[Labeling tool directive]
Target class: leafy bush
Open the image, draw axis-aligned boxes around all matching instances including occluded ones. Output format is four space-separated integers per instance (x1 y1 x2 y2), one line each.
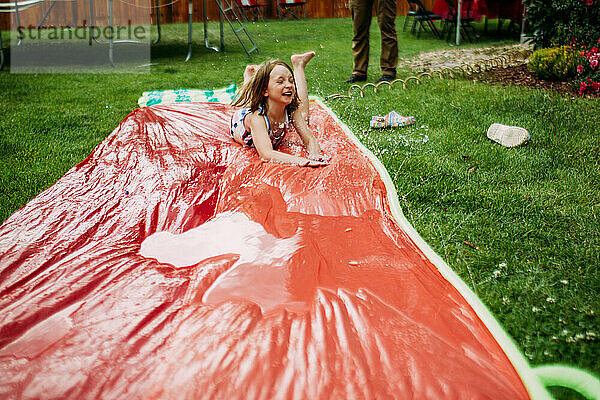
527 46 581 81
525 0 600 49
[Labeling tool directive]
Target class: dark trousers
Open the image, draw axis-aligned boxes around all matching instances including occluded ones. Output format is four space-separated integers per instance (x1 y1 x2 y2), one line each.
350 0 398 77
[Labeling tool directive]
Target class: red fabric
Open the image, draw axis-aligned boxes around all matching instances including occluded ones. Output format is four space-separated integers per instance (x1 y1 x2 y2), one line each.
433 0 523 23
484 0 523 23
237 0 267 7
0 102 530 399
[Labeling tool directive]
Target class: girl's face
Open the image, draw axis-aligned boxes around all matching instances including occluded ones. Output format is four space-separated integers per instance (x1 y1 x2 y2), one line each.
264 64 295 106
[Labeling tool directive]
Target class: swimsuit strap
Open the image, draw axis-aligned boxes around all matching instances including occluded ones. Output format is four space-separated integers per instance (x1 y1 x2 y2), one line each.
256 106 272 136
263 113 271 135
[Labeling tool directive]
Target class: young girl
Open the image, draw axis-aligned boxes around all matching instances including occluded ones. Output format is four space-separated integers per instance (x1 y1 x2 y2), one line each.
230 52 328 167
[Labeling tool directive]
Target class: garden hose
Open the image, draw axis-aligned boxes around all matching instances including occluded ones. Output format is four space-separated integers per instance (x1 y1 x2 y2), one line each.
325 48 532 100
534 364 600 400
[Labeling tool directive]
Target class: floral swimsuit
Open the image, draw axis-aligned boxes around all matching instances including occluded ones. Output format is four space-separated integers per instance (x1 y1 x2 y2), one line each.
230 107 289 149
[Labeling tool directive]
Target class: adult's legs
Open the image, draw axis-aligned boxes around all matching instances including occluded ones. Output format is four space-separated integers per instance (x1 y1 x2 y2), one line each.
375 0 398 78
350 0 373 77
290 51 315 122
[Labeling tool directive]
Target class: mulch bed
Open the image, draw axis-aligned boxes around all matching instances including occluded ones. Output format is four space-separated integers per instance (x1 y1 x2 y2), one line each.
465 63 590 97
404 45 597 98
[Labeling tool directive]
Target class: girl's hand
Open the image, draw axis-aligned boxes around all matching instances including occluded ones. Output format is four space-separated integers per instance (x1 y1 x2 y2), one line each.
308 153 330 163
305 159 328 167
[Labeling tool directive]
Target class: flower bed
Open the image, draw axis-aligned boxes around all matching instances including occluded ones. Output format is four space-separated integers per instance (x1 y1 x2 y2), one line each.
576 39 600 95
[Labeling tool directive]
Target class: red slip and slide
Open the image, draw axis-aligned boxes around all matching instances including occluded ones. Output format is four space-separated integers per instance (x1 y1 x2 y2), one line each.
0 101 535 399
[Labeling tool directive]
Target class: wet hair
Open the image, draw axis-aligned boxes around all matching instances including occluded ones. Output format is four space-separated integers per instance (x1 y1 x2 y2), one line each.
232 60 299 115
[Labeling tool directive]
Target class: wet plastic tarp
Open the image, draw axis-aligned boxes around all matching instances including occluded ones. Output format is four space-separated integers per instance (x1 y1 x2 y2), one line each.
0 101 533 399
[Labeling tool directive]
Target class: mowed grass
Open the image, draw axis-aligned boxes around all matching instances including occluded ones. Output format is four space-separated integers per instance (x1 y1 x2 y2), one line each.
1 17 599 398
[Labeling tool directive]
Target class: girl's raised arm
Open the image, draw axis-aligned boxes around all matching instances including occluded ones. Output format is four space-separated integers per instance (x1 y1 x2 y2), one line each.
291 109 328 163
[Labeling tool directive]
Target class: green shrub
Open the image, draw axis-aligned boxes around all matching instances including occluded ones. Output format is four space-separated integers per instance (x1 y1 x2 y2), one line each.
525 0 600 49
527 46 581 81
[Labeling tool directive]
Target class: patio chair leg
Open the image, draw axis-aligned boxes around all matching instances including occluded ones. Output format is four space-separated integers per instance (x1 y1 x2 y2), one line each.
403 15 411 32
417 19 428 37
508 20 516 32
462 24 471 42
427 19 440 38
442 20 450 41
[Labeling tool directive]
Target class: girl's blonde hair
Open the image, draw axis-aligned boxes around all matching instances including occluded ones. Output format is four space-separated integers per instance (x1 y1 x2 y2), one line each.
232 60 299 115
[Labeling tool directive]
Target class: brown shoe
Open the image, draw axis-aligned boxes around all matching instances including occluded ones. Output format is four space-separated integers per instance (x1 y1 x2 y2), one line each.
376 74 396 83
345 74 367 83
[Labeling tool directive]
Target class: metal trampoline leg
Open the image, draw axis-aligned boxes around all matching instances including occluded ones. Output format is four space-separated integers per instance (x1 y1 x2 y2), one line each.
185 0 192 61
219 0 224 50
15 0 24 46
109 0 115 67
90 0 98 43
154 0 161 44
37 0 58 29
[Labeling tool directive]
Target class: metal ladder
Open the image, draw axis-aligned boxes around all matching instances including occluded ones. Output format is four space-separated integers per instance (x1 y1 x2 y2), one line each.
215 0 259 56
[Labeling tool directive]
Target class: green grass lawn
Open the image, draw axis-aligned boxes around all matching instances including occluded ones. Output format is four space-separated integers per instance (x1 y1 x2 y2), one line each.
1 17 598 398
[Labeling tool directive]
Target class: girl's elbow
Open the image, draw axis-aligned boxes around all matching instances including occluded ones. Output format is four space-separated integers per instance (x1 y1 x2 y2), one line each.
256 148 275 161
